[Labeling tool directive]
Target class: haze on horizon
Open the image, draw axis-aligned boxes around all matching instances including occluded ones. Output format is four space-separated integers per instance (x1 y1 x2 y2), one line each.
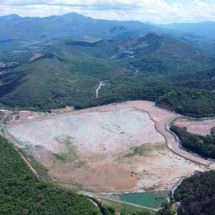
0 0 215 24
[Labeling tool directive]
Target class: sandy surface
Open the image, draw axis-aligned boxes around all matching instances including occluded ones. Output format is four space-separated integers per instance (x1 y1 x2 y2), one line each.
174 118 215 136
6 101 206 192
7 108 163 154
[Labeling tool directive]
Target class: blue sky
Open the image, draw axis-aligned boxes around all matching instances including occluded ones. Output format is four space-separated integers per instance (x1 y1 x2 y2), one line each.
1 0 215 24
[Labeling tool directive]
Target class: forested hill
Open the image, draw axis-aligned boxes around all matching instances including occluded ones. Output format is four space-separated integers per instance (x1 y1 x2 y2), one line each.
1 32 215 117
174 171 215 215
158 171 215 215
159 21 215 54
0 136 99 214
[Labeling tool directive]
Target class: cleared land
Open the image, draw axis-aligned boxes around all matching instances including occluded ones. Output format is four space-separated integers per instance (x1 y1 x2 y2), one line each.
174 118 215 136
6 101 206 192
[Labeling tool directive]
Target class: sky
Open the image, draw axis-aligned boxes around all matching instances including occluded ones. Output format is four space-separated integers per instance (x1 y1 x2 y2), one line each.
0 0 215 24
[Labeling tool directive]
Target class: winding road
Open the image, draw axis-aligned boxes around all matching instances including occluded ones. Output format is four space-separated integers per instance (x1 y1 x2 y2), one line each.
132 105 213 167
164 117 213 167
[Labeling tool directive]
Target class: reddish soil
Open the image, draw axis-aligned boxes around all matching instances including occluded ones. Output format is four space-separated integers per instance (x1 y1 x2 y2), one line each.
174 118 215 136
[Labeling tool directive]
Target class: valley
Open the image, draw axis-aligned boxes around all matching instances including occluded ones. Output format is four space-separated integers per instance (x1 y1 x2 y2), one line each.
1 11 215 214
1 30 215 118
3 101 210 194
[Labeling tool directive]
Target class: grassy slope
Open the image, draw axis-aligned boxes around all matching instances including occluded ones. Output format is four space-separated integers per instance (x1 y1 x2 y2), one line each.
100 198 154 215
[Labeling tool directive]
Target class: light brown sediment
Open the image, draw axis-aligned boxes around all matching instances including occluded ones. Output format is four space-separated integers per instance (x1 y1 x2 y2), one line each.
5 101 208 192
174 117 215 136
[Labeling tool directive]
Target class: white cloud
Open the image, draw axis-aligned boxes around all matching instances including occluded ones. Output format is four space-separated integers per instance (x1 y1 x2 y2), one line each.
0 0 215 23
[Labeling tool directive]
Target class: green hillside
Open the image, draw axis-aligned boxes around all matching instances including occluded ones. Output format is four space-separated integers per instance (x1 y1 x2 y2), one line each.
0 136 99 215
170 126 215 159
0 33 215 117
174 171 215 215
158 21 215 54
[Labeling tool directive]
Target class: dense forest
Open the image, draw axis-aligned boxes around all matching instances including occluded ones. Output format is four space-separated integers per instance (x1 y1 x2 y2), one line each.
0 136 100 215
174 171 215 215
163 126 215 214
0 135 156 215
170 125 215 159
157 202 175 215
157 171 215 215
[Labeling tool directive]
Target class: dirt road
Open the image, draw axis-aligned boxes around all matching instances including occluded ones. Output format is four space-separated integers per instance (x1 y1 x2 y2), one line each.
17 150 39 177
164 117 212 166
0 113 39 177
96 81 104 98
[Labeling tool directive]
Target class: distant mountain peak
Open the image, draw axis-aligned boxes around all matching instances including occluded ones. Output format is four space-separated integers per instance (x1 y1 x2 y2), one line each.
0 14 21 21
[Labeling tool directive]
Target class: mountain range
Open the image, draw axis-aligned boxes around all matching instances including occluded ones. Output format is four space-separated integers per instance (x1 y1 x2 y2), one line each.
1 13 215 117
1 13 215 52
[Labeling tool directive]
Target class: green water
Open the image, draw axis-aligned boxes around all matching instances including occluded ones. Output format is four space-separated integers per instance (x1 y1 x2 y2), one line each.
118 191 169 209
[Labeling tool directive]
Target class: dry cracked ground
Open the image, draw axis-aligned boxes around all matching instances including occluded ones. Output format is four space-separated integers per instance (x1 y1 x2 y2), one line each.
6 101 206 192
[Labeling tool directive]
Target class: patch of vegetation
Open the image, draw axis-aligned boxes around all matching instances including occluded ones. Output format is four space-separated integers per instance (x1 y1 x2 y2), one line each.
67 79 78 85
66 144 78 161
55 135 78 161
100 204 116 215
56 135 75 145
157 202 175 215
144 185 162 192
211 127 215 137
27 154 49 178
53 153 68 161
100 198 154 215
0 136 100 214
72 160 87 169
124 145 146 158
15 115 20 120
170 125 215 159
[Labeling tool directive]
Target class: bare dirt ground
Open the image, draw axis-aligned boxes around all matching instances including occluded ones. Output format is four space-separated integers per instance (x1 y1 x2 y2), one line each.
30 53 44 62
6 101 206 192
174 118 215 136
